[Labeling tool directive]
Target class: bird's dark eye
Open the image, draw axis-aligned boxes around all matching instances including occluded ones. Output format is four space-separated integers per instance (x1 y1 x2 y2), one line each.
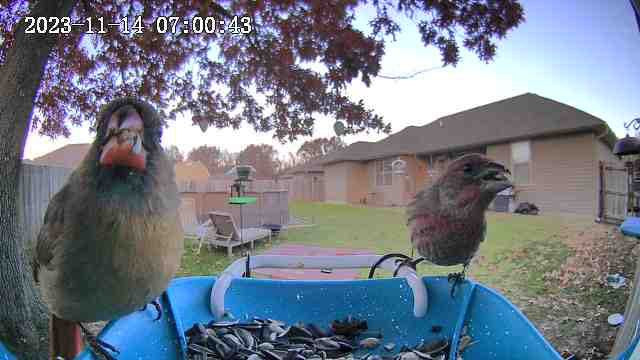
463 164 473 174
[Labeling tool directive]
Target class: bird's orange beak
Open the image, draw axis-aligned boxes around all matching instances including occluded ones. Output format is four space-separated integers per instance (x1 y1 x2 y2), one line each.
99 113 146 171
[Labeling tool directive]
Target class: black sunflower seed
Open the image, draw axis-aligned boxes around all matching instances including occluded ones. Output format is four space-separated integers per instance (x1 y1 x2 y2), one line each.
289 337 315 345
416 338 448 355
261 349 283 360
306 324 328 338
286 325 314 338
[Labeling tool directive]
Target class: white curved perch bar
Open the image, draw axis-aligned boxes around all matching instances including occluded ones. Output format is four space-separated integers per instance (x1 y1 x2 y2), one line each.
210 255 428 319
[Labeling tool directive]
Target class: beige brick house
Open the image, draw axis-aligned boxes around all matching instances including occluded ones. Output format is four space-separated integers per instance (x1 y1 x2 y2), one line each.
318 93 621 216
30 144 213 194
280 161 325 202
174 160 210 189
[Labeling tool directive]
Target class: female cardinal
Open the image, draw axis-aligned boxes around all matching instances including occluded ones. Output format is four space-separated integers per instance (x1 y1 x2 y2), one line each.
407 154 512 296
33 98 183 359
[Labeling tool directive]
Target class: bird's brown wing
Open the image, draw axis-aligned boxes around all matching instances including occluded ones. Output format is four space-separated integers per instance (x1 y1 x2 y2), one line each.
406 185 440 223
479 217 487 243
33 182 70 282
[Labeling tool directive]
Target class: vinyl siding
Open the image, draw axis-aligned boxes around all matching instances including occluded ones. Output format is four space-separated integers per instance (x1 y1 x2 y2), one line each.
410 156 430 191
324 162 349 203
532 132 597 215
324 131 611 214
487 143 512 171
288 173 325 202
346 162 369 204
362 155 427 206
401 156 428 205
487 132 599 215
324 162 369 204
367 159 393 206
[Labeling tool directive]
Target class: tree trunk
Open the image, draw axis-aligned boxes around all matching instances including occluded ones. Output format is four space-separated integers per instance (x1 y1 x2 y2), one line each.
0 0 77 358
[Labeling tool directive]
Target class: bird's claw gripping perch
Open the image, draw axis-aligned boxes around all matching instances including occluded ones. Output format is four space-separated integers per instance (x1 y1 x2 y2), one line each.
447 263 469 298
368 253 412 279
79 323 120 360
447 272 465 297
393 257 425 277
140 299 163 321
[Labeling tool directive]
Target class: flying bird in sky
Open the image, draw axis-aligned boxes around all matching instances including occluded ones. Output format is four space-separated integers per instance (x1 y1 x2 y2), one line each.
33 98 183 359
407 153 512 296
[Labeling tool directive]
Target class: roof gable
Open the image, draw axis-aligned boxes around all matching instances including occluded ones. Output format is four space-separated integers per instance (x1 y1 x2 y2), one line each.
175 161 210 181
31 143 91 169
321 93 612 163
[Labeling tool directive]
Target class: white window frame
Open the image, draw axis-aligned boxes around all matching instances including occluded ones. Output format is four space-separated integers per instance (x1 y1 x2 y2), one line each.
375 158 393 186
511 140 532 185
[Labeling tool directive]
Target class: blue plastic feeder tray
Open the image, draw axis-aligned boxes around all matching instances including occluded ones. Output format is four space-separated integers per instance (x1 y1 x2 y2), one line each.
620 217 640 238
2 255 640 359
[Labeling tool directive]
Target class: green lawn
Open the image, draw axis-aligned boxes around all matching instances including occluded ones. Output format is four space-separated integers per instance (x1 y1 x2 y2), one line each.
178 201 572 299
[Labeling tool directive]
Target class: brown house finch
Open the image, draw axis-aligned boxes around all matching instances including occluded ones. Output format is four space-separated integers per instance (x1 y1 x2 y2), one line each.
33 98 183 359
407 154 512 295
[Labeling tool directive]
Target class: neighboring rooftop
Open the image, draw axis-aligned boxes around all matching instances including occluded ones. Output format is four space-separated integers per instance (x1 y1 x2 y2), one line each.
31 143 91 169
282 158 326 175
320 141 379 164
175 161 210 182
320 93 616 164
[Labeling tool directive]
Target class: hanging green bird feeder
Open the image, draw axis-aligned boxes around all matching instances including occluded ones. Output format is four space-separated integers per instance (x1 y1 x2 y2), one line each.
235 165 256 181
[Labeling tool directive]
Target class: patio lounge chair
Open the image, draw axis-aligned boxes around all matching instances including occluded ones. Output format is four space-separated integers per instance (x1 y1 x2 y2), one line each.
199 211 271 257
179 198 210 243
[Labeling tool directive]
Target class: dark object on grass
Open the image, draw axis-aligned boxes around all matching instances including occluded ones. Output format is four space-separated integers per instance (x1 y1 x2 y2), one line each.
263 224 283 236
514 202 540 215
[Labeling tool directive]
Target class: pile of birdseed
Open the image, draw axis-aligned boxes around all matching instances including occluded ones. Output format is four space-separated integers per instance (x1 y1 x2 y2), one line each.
185 316 450 360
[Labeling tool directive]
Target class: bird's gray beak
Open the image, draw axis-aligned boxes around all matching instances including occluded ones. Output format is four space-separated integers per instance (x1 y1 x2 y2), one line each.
476 161 513 193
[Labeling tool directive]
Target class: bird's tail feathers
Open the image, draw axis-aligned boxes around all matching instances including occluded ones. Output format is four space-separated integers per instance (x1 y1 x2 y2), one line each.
50 314 83 359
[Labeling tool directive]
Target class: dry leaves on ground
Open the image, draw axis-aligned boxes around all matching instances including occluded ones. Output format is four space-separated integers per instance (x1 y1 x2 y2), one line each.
518 220 638 360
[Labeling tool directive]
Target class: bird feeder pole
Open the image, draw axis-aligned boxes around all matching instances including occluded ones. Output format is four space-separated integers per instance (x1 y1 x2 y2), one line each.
228 166 257 250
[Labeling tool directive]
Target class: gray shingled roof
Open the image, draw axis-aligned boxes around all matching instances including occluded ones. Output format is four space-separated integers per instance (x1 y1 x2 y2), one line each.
320 93 615 164
319 141 379 164
282 158 326 174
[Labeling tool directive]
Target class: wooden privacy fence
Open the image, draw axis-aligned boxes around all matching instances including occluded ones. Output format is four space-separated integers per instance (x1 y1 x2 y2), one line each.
18 163 72 246
179 190 289 229
598 161 631 224
177 178 287 193
17 163 289 245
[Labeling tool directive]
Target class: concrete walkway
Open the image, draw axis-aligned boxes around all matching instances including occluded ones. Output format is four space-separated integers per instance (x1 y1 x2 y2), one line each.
253 244 374 280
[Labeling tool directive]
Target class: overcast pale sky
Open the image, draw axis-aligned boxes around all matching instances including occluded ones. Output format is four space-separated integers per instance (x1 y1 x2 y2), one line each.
23 0 640 161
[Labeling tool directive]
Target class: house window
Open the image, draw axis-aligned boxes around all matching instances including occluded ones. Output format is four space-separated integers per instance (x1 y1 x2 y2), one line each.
376 159 393 186
426 155 447 180
511 141 531 185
